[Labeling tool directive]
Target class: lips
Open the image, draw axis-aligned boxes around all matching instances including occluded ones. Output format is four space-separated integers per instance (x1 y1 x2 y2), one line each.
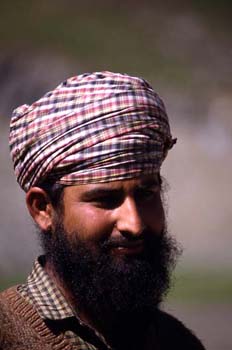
110 241 145 256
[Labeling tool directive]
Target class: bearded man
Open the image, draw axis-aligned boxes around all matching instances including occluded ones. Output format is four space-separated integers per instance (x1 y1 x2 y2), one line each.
0 72 205 349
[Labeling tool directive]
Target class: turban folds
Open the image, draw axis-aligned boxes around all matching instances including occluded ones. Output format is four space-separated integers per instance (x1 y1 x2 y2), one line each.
9 71 176 192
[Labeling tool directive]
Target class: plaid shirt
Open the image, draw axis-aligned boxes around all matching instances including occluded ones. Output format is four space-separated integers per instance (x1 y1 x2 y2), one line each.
18 256 111 350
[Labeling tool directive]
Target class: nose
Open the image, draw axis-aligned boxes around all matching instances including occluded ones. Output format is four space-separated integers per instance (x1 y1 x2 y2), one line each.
114 197 145 237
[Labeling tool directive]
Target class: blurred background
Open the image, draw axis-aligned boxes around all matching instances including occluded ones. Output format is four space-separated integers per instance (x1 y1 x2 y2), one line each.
0 1 231 348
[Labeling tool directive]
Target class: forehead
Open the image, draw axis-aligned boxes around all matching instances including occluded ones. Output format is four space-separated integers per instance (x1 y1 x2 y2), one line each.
63 173 160 198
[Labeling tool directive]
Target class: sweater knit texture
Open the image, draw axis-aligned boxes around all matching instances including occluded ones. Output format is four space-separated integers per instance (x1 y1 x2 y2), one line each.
0 286 206 350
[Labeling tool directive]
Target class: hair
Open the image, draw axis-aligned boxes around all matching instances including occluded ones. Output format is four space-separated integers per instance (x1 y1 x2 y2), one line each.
37 180 65 209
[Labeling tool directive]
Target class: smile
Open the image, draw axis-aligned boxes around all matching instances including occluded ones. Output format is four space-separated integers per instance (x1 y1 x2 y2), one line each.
110 241 145 255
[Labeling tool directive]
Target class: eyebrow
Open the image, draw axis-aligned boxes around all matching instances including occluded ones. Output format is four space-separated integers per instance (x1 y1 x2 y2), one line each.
141 177 160 188
80 177 161 201
80 188 123 201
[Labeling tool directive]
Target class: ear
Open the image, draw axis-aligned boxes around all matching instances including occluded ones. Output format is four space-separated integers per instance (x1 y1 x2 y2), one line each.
26 187 54 231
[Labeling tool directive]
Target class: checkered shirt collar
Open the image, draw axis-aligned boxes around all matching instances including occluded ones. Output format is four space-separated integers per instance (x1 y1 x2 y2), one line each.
20 256 74 320
18 256 113 349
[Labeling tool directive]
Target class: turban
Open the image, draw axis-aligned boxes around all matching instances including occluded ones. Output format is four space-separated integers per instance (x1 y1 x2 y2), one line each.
9 71 176 192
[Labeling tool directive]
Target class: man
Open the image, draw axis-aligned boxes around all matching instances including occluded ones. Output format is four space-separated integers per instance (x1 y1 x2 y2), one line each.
0 71 205 349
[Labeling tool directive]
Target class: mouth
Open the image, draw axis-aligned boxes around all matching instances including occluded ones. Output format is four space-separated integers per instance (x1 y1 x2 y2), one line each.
110 241 145 256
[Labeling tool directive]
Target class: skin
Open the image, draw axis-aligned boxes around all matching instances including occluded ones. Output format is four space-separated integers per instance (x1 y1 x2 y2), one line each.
26 173 165 336
26 173 164 256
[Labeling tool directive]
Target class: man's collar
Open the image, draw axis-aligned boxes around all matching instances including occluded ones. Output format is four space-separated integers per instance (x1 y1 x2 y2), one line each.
17 255 116 349
18 255 75 320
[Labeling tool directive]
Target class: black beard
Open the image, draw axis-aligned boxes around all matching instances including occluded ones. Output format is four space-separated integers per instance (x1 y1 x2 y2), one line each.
40 219 179 324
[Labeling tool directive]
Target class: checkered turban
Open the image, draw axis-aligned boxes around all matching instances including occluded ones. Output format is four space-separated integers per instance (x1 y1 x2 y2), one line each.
10 71 176 192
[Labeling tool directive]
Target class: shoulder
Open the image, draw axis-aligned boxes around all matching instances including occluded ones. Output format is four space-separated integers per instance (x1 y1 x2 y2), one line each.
0 286 34 335
0 286 18 312
0 286 49 350
0 285 21 307
153 309 206 350
0 286 19 346
0 286 24 328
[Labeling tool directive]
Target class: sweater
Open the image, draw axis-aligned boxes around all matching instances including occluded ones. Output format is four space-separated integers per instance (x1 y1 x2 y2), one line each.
0 286 206 350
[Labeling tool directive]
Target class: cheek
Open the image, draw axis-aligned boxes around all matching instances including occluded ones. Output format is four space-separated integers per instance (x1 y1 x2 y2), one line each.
63 205 114 242
142 199 165 232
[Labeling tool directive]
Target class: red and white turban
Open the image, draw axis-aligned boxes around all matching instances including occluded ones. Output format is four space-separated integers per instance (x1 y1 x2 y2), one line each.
9 71 176 192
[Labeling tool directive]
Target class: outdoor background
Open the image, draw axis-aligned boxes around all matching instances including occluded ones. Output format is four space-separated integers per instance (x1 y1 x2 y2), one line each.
0 1 231 349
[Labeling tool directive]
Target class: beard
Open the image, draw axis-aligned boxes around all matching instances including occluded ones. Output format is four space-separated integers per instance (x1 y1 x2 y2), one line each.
40 217 180 323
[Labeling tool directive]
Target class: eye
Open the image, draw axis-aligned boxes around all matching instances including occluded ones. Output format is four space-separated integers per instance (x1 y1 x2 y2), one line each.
93 194 122 209
135 187 160 202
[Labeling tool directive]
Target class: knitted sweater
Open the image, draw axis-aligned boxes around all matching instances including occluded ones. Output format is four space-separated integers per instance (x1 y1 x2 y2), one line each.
0 286 205 350
0 286 74 350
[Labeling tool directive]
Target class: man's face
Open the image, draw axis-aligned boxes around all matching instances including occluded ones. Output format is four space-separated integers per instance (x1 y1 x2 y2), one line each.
60 173 164 257
42 173 178 318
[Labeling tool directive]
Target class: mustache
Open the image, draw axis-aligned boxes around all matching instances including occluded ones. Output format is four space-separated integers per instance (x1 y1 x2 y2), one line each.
103 238 145 249
101 230 163 249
